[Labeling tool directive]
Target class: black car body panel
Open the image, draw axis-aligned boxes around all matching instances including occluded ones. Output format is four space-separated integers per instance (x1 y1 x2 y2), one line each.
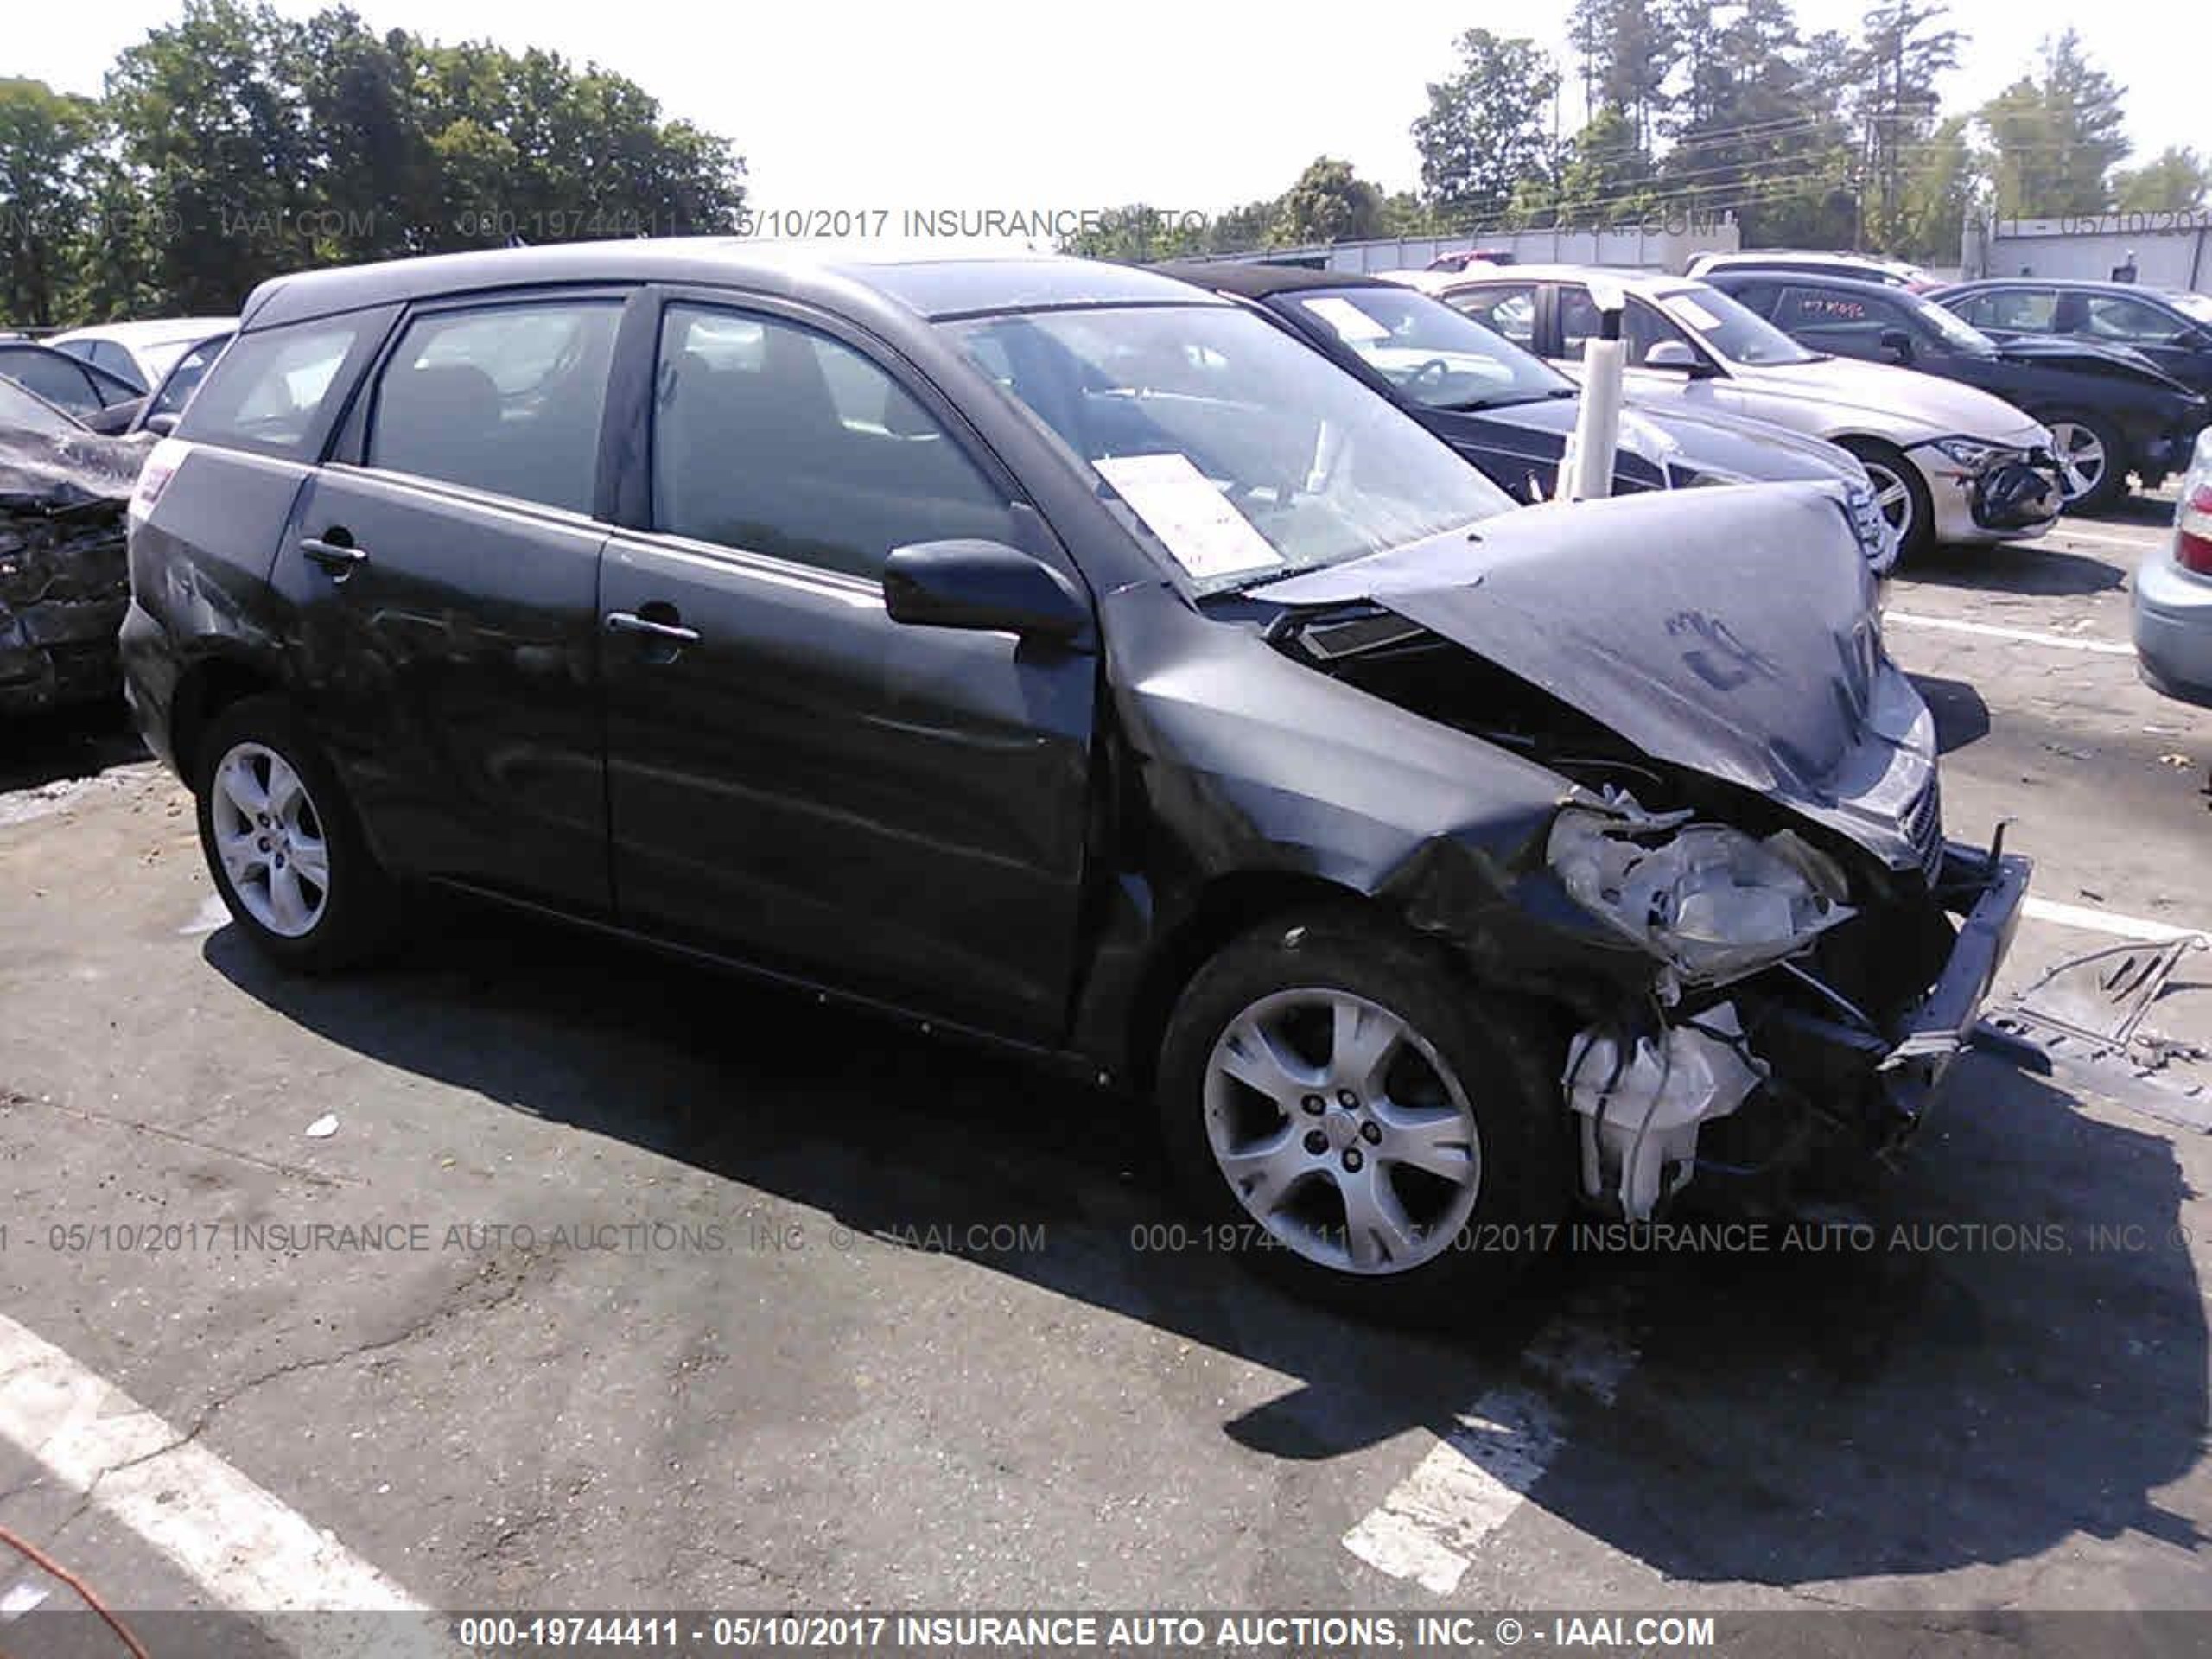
1712 271 2210 487
124 240 2024 1213
1931 278 2212 404
0 404 150 715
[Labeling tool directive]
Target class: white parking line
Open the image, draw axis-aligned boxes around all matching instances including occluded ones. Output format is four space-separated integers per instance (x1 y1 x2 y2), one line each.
1342 1296 1637 1594
2051 525 2170 553
0 1312 457 1656
2023 896 2205 943
1885 610 2135 655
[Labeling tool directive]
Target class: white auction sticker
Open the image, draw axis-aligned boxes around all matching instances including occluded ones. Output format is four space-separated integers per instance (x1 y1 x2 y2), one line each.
1301 296 1393 343
1095 453 1285 582
1668 296 1724 332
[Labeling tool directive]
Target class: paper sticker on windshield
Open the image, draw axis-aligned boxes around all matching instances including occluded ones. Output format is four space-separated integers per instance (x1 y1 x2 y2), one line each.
1096 453 1285 582
1669 296 1723 332
1302 296 1392 343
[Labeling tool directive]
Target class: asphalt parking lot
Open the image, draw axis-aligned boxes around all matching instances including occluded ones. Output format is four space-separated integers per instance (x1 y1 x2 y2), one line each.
2 499 2209 1645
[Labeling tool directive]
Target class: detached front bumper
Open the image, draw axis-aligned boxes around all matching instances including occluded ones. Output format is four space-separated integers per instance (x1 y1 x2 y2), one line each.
1921 447 2063 543
1877 841 2033 1122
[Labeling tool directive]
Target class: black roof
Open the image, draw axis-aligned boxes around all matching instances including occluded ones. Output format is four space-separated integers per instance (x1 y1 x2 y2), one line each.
1934 276 2204 304
1705 270 1924 302
238 239 1224 331
1149 260 1395 300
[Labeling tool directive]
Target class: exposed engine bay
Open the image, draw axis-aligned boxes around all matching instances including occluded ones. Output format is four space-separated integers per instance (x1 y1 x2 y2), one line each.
1251 487 2031 1224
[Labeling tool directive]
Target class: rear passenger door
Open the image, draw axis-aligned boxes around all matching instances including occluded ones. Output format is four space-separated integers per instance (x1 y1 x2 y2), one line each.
597 293 1096 1041
275 290 626 913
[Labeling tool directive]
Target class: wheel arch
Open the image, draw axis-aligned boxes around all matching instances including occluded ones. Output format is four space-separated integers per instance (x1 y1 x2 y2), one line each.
170 650 288 787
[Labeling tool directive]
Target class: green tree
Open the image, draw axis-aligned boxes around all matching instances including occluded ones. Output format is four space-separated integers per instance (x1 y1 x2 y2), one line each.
1516 109 1657 227
0 77 99 325
1412 29 1560 226
104 0 321 311
2111 146 2212 212
1980 29 2129 219
1855 1 1962 250
1568 0 1679 151
1268 156 1386 247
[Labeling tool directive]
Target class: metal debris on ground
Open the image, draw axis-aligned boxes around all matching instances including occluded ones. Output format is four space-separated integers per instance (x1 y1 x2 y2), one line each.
1980 933 2212 1131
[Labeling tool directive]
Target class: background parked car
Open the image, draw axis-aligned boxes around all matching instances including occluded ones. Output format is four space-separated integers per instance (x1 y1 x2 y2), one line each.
1155 259 1895 569
49 316 238 394
0 340 146 431
1707 270 2209 511
2133 428 2212 707
1687 250 1941 290
1408 264 2063 558
0 378 147 715
1933 280 2212 403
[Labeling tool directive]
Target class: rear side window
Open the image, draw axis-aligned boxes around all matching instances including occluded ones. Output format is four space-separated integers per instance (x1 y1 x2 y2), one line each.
0 347 101 417
1952 288 2056 333
1452 283 1537 347
87 340 144 388
179 317 377 459
651 302 1014 579
365 301 620 514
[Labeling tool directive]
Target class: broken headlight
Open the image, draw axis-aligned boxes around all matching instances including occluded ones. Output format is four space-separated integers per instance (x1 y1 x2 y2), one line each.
1548 795 1855 995
1929 436 2012 471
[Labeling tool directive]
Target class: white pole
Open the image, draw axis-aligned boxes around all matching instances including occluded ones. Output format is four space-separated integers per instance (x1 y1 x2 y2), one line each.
1561 276 1626 502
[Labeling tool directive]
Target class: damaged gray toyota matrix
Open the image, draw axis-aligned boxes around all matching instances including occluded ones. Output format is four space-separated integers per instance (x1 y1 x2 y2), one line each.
121 245 2030 1319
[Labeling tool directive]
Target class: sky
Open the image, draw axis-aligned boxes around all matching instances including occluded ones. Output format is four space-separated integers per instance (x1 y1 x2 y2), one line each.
15 0 2196 223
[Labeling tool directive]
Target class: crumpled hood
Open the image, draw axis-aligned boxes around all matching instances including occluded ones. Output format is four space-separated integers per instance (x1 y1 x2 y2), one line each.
1250 483 1934 867
1992 336 2198 394
1732 353 2049 445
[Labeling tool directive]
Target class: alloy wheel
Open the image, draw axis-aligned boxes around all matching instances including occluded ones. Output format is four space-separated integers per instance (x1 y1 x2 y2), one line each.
208 741 331 938
1861 457 1916 547
2048 421 2108 504
1202 988 1481 1274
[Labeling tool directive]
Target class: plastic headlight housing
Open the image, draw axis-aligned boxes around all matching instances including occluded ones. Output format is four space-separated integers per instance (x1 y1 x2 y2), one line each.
1931 436 2011 470
1548 797 1855 995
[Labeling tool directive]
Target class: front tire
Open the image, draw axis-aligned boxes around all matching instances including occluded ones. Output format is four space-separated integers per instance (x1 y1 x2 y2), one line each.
1840 437 1935 560
2044 410 2127 512
1158 908 1572 1323
194 696 397 972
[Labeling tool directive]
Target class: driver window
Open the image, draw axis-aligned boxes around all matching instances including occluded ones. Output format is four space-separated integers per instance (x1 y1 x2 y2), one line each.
2082 295 2177 343
1560 289 1696 367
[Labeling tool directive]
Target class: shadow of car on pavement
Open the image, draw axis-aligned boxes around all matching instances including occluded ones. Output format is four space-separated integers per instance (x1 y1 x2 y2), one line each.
204 895 2208 1589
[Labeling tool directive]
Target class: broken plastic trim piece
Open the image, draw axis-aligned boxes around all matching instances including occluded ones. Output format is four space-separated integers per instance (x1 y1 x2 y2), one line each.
1547 789 1855 998
1563 1001 1769 1218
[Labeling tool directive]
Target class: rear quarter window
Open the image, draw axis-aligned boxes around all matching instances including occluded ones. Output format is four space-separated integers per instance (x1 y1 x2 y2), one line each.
176 313 387 461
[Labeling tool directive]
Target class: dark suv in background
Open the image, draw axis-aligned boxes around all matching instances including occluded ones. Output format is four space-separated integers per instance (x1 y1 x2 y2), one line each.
122 242 2026 1320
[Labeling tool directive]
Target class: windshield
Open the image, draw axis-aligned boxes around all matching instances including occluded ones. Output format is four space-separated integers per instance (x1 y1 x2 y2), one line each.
2171 292 2212 326
0 376 79 438
946 304 1514 593
1284 286 1571 410
1659 283 1821 366
1905 294 1996 353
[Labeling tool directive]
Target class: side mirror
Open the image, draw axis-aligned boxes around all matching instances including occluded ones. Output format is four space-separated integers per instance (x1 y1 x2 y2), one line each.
142 411 181 437
882 539 1090 642
1878 327 1916 364
1643 340 1707 374
84 400 144 435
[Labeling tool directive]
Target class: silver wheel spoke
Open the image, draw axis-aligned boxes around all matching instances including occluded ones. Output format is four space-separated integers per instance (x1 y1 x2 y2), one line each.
1330 995 1402 1095
215 830 263 882
289 834 330 891
215 753 269 818
267 862 310 932
1217 1016 1321 1106
1216 1127 1306 1211
266 755 306 823
1379 1108 1479 1182
1338 1168 1423 1270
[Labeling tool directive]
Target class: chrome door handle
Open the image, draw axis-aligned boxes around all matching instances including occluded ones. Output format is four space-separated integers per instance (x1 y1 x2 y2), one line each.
300 537 367 569
605 611 702 645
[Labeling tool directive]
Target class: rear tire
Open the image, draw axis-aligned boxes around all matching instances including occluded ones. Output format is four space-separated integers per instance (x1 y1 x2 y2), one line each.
2044 410 2128 512
1840 437 1934 560
1158 906 1573 1324
193 696 398 973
